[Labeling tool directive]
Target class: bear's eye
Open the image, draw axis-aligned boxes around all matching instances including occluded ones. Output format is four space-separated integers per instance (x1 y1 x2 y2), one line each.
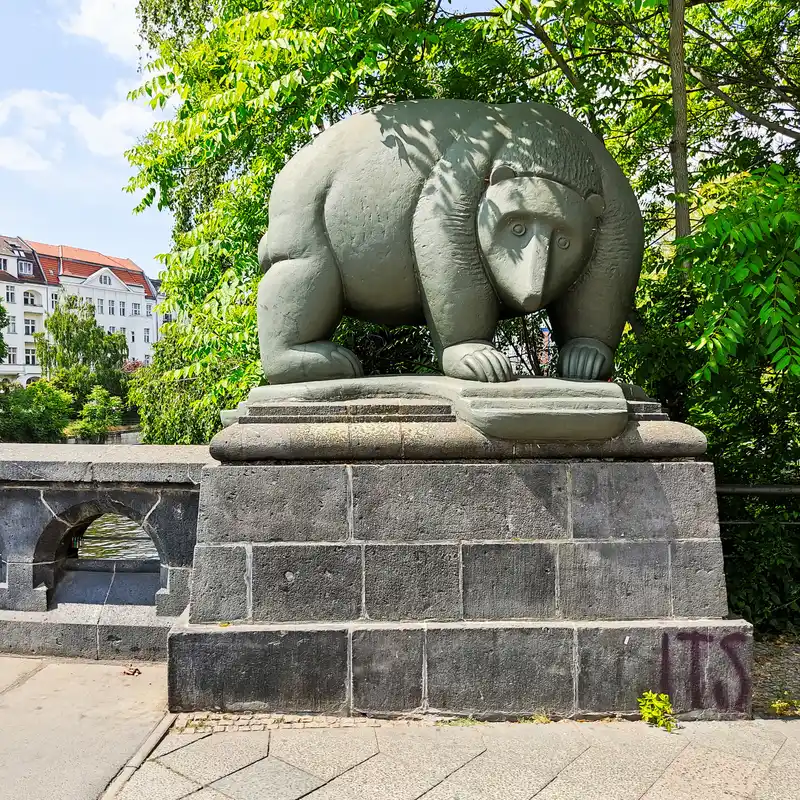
510 222 527 237
556 234 571 250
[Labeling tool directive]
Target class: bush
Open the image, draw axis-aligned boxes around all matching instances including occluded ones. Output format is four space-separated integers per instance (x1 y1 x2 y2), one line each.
0 381 73 443
65 386 124 443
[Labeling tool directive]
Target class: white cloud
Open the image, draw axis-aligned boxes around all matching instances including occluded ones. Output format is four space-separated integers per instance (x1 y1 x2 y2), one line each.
0 137 52 172
61 0 141 64
69 100 153 157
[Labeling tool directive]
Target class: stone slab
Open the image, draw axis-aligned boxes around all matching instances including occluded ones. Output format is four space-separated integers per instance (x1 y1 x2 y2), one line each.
251 544 361 622
210 755 323 799
0 655 41 691
670 539 729 617
197 465 350 544
270 728 379 780
189 545 249 623
364 544 460 620
352 463 569 541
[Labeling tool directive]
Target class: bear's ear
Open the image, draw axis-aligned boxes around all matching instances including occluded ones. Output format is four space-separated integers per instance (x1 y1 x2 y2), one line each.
587 193 605 217
489 164 516 185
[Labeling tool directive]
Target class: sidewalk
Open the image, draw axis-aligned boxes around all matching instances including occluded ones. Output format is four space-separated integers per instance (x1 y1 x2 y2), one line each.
2 654 798 800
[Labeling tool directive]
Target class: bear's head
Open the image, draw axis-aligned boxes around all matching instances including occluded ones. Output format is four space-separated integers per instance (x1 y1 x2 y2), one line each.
477 164 605 313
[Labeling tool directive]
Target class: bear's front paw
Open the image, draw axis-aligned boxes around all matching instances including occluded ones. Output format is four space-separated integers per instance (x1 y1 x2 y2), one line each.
558 338 614 380
442 342 515 383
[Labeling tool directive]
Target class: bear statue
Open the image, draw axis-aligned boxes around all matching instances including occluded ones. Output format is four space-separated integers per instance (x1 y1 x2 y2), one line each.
257 99 643 384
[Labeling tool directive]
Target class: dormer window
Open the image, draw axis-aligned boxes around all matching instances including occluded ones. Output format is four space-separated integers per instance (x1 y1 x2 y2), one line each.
0 258 7 271
100 274 112 286
18 260 33 276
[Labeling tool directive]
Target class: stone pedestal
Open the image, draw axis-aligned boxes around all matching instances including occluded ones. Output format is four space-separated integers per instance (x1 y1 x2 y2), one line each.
170 380 752 718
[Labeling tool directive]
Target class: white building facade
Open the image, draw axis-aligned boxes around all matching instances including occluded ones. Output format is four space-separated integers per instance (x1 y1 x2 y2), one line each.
0 236 167 386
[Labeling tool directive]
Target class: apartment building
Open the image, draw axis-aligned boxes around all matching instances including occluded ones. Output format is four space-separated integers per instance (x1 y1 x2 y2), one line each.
0 236 167 385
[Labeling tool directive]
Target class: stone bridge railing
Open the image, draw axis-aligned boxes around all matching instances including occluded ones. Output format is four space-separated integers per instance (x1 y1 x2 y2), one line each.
0 445 212 619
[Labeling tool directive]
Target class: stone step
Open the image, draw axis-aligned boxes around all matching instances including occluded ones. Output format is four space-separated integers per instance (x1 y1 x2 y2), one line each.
168 617 753 719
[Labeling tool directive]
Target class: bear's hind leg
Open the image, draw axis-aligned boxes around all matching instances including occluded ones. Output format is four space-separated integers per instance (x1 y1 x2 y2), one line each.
257 255 363 384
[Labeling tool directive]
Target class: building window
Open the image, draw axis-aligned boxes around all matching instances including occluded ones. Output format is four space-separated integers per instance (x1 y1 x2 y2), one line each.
6 347 17 365
23 291 38 307
108 300 115 315
146 304 152 317
0 258 7 270
96 298 104 315
120 327 126 335
144 327 150 343
6 286 15 304
24 318 36 336
100 274 112 286
144 354 151 365
18 261 33 276
130 330 135 343
119 301 126 317
132 302 141 316
162 312 173 324
108 326 115 334
25 348 36 365
6 317 16 334
50 293 59 310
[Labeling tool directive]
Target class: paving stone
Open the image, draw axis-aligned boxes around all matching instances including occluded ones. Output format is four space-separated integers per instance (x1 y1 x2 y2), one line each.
462 543 557 619
116 762 200 800
558 541 670 619
157 732 271 785
150 732 211 760
376 727 485 781
351 463 569 541
679 720 787 763
753 738 800 800
533 731 686 800
352 628 423 712
184 790 230 799
269 728 378 781
251 544 361 622
364 545 460 620
211 756 323 800
0 656 41 692
641 744 767 798
301 753 442 800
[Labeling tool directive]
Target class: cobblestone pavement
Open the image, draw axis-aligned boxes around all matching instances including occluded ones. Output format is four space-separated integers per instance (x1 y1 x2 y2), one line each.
117 715 800 800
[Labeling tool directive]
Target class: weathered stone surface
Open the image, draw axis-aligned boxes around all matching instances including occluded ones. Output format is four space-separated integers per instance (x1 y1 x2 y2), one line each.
156 566 192 617
558 542 670 619
426 624 575 715
0 487 61 561
97 604 173 661
251 544 361 622
670 539 729 618
352 464 569 541
0 606 101 659
364 545 460 620
577 619 753 716
198 465 349 543
168 624 349 712
352 627 424 712
462 543 557 619
571 461 719 539
189 545 249 623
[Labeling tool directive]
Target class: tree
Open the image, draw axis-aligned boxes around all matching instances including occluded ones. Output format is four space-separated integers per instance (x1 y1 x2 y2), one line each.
66 386 124 443
0 381 73 443
0 302 8 363
35 295 129 407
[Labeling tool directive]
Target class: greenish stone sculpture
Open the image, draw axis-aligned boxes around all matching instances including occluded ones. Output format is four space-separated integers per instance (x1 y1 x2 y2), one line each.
258 99 643 384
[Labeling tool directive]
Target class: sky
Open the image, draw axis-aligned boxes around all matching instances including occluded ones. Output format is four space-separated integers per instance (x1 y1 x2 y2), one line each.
0 0 171 277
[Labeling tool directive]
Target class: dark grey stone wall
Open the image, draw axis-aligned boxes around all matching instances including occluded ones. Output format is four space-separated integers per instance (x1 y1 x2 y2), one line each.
169 618 753 718
191 461 727 624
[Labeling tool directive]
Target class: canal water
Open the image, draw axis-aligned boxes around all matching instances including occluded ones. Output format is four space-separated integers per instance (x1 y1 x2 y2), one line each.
79 514 159 560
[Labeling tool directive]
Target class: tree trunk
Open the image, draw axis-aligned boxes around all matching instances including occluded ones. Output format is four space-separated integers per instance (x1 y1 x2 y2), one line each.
668 0 691 241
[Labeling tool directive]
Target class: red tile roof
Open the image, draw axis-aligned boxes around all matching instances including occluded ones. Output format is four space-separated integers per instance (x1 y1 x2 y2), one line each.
26 240 144 273
36 255 60 286
60 260 156 299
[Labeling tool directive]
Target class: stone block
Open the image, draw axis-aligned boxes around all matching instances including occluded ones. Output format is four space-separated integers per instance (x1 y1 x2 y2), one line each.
156 566 192 617
251 545 361 622
97 604 173 660
3 561 49 612
462 543 557 619
189 545 249 623
426 624 575 716
570 462 719 539
351 463 568 541
139 488 199 568
364 545 460 620
558 541 670 619
577 619 753 716
197 465 349 543
0 487 62 562
671 539 729 618
352 627 424 712
168 624 349 712
0 607 100 659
